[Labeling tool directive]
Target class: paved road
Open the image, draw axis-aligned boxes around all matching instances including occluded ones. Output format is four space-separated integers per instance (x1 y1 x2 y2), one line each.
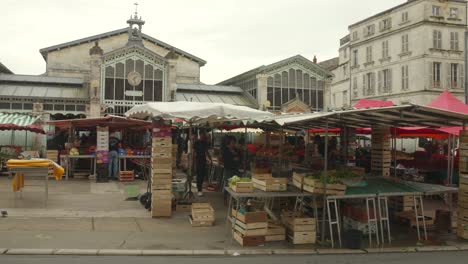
1 252 468 264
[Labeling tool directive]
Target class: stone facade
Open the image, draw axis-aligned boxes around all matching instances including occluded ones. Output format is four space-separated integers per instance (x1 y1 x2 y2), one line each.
330 0 467 109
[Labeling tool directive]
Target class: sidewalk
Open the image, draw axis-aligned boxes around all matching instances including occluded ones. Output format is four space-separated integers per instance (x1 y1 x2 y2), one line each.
0 178 467 253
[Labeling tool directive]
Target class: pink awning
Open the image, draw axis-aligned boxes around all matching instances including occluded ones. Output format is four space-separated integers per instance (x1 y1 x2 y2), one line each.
353 99 394 109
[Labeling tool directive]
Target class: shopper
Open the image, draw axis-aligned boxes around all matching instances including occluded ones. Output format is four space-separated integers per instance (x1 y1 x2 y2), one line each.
222 136 241 185
108 134 120 180
194 132 212 197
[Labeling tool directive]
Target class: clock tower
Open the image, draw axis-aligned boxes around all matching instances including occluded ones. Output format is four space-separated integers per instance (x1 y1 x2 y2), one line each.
126 3 145 47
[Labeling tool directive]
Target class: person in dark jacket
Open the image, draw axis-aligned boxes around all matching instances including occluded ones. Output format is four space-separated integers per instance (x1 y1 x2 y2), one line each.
222 136 241 184
194 133 212 197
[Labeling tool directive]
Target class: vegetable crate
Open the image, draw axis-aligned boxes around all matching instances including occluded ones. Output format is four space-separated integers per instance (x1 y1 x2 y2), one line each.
283 214 316 245
231 182 253 193
190 203 214 227
294 174 346 195
232 209 268 247
252 176 288 192
266 222 286 242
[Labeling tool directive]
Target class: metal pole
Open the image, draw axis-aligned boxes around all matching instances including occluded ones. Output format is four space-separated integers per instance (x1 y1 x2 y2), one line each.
393 127 397 177
279 128 283 173
243 126 247 177
321 119 329 242
465 30 468 103
447 135 452 185
25 130 28 151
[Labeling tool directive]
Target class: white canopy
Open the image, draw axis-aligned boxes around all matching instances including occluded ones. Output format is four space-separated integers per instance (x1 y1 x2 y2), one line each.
125 102 274 124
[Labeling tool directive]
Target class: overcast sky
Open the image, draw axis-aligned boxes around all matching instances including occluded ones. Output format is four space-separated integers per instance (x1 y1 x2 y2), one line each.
1 0 403 84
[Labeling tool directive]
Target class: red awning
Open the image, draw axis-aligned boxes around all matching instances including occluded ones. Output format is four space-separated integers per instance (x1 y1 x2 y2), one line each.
427 90 468 114
353 99 394 109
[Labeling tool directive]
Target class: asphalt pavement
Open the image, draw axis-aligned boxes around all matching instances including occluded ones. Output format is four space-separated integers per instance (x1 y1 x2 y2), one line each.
1 251 468 264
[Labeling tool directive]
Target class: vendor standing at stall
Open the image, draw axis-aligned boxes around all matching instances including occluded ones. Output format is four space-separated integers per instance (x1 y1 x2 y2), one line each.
108 134 120 180
194 132 212 197
222 136 241 185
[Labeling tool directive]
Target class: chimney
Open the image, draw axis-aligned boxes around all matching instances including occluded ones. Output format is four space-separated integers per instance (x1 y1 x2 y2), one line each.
313 56 317 64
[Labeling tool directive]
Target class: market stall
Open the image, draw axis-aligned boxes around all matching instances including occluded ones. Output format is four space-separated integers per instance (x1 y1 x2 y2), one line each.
260 103 468 247
48 115 152 180
0 113 45 171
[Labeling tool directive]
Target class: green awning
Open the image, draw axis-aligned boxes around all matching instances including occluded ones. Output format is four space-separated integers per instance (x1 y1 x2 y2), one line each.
0 113 44 134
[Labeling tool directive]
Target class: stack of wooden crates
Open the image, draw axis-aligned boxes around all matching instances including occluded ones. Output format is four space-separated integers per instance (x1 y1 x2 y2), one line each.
151 124 173 218
458 131 468 239
232 209 268 246
283 212 316 244
371 126 391 177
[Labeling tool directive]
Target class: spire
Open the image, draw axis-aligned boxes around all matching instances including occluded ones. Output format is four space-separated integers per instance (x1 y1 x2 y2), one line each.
126 2 145 47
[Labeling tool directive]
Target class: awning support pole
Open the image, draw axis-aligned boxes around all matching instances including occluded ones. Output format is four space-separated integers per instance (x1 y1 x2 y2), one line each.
243 126 247 177
321 119 329 243
393 127 397 177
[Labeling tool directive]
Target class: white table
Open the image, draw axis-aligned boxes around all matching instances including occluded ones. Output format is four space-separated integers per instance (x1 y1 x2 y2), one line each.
8 167 50 200
118 155 151 171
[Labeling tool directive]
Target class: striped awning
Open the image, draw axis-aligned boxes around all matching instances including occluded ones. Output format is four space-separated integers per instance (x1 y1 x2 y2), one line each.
0 113 44 134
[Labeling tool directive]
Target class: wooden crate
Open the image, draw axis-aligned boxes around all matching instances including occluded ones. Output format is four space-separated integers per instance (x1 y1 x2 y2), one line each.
192 203 215 222
233 231 265 247
152 173 172 179
152 157 172 165
252 173 272 180
152 190 172 199
234 221 268 236
189 215 213 227
252 178 288 192
266 222 286 242
302 179 346 196
287 231 316 244
152 152 172 158
152 147 173 155
46 150 59 162
231 182 253 193
152 137 172 147
119 171 134 182
232 209 268 223
151 199 172 218
176 203 192 212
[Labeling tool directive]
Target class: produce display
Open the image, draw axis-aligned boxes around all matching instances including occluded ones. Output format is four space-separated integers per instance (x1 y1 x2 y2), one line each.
228 176 252 187
69 148 80 156
228 176 253 193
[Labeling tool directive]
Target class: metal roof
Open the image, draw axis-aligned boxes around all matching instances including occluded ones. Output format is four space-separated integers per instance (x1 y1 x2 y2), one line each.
176 83 243 93
263 104 468 130
0 84 88 100
218 55 332 85
0 62 13 74
175 92 255 107
39 28 206 66
0 74 83 85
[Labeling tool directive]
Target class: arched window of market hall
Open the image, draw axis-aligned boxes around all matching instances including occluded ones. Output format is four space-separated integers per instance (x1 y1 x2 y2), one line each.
267 68 324 111
102 48 166 115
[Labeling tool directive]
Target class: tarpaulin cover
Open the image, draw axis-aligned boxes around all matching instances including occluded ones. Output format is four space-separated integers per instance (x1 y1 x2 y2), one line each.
125 102 273 124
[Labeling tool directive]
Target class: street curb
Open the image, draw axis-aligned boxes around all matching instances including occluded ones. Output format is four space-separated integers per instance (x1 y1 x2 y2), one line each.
272 249 318 255
365 247 417 253
55 249 98 255
0 245 467 256
5 249 57 255
317 248 367 255
415 246 460 252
